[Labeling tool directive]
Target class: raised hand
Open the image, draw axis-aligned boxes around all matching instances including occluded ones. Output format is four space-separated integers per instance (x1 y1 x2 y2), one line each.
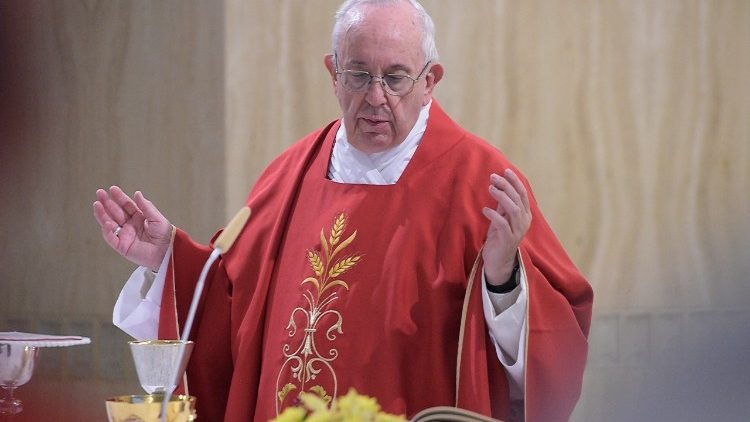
93 186 172 271
481 169 532 285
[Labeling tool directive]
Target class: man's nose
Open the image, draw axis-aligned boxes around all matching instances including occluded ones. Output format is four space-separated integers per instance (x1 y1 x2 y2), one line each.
364 77 388 106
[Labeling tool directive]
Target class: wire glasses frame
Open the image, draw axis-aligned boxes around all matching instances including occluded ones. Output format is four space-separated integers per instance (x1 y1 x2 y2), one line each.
334 52 432 96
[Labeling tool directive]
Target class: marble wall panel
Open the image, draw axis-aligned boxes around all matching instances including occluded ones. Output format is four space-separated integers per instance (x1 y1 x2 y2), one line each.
0 1 225 418
0 0 225 315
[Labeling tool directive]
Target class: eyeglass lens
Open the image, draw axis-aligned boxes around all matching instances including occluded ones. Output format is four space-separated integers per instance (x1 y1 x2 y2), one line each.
341 72 413 95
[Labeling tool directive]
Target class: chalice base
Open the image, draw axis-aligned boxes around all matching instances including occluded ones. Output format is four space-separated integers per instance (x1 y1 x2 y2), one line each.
0 396 23 415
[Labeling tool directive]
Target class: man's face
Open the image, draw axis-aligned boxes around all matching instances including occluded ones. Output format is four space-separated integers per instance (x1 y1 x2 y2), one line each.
325 4 443 154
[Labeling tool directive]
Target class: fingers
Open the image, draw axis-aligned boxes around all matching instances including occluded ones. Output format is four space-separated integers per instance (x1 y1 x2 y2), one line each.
134 191 172 240
486 169 532 236
93 186 144 251
482 206 512 234
94 186 134 226
134 191 164 223
490 169 529 212
100 186 147 226
92 200 122 248
109 186 141 224
503 169 530 211
488 181 523 235
489 183 520 213
93 191 114 228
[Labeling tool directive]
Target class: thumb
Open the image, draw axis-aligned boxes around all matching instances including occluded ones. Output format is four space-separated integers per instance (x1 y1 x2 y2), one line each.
134 191 170 230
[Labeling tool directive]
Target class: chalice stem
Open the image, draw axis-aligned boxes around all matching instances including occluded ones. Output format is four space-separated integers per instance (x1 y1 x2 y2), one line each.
0 385 22 415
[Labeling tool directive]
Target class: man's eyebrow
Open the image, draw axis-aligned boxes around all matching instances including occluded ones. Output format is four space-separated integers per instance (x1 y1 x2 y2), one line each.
344 60 412 73
385 64 411 73
345 60 368 68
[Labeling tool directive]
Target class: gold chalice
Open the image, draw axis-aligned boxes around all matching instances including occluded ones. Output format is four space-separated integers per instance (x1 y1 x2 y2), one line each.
105 394 196 422
0 344 39 415
105 340 196 422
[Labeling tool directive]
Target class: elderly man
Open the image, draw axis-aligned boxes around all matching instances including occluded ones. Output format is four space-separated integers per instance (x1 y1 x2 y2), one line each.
93 0 592 421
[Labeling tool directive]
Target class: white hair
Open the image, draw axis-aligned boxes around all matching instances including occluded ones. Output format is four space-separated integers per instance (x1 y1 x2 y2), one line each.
332 0 439 64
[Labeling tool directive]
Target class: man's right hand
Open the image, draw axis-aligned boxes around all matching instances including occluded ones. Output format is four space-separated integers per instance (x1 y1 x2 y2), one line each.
93 186 172 271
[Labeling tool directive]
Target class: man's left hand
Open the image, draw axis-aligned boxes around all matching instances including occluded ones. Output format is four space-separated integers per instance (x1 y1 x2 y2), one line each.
482 169 532 285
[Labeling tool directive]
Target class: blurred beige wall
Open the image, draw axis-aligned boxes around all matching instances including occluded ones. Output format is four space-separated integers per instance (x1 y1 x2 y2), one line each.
1 1 748 420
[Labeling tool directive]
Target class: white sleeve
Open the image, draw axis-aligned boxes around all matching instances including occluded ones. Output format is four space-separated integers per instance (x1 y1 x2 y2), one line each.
112 243 172 340
482 261 528 401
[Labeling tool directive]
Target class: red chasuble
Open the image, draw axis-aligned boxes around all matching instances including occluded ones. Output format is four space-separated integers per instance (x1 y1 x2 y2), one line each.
159 101 593 422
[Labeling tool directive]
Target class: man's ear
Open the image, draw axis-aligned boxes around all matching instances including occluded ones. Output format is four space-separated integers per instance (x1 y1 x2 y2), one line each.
423 63 444 104
324 54 337 85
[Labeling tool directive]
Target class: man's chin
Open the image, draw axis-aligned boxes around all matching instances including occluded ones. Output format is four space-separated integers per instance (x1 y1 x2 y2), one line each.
349 134 398 153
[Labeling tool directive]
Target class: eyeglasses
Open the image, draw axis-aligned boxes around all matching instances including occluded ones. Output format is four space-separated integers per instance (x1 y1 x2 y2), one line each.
334 53 431 97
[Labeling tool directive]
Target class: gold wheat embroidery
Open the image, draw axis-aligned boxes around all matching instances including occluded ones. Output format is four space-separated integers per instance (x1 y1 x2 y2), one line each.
275 212 363 415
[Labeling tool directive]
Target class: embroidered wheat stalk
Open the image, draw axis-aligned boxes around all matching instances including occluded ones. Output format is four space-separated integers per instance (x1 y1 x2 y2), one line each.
328 256 361 278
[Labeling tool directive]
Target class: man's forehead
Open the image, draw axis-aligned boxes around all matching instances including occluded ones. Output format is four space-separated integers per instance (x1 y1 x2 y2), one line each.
338 45 421 69
337 28 423 69
344 1 419 30
339 4 421 47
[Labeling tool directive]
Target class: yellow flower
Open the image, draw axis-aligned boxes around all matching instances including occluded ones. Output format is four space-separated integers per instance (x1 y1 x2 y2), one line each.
273 406 307 422
275 388 406 422
337 389 381 420
305 410 337 422
301 393 331 414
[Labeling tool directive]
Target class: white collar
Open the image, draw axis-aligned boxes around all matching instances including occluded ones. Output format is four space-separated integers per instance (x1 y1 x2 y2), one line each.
328 101 432 185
